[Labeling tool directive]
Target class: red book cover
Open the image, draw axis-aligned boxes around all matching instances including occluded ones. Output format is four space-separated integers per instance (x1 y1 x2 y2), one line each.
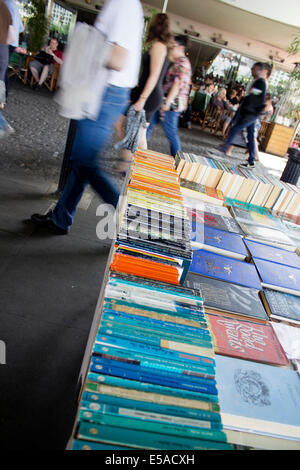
207 314 289 366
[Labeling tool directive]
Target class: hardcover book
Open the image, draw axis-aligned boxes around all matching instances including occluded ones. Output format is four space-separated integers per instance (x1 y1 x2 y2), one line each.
186 207 244 235
244 239 300 269
185 273 268 322
261 288 300 325
207 314 289 366
230 206 286 231
189 250 262 290
253 258 300 296
240 223 296 251
215 355 300 446
190 223 248 260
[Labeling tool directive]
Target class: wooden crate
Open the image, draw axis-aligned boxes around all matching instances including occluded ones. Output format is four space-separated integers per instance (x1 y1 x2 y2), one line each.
262 122 295 157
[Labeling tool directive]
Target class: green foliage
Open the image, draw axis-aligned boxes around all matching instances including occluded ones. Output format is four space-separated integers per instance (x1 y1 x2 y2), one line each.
288 33 300 81
24 0 49 52
142 7 159 54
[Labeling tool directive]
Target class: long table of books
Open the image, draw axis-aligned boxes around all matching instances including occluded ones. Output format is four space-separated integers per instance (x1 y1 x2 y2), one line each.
68 148 300 451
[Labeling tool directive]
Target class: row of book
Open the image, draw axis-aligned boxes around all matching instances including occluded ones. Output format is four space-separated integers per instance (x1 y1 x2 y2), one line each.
181 179 300 255
175 151 300 221
70 149 233 450
179 178 300 449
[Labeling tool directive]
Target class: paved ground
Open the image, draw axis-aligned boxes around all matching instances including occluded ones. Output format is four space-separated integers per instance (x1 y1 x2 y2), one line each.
0 79 293 450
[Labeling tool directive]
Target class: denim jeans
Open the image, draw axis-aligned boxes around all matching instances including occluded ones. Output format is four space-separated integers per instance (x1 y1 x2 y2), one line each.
0 112 8 131
147 110 181 157
52 84 129 230
222 114 258 164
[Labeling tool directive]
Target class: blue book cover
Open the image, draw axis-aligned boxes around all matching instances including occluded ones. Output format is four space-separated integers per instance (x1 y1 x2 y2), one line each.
86 374 220 404
95 334 216 369
254 258 300 296
82 391 221 422
190 222 248 259
215 355 300 440
189 250 262 290
245 239 300 269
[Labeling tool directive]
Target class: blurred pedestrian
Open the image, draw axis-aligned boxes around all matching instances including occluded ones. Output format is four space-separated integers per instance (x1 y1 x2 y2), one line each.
31 0 144 234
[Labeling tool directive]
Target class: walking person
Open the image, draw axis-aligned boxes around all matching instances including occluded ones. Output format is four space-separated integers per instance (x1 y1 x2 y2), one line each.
220 62 272 168
146 35 192 157
114 12 172 171
0 0 14 137
4 0 24 100
30 0 144 234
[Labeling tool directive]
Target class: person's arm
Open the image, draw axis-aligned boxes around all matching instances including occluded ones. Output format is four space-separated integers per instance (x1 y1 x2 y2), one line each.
134 41 167 112
106 43 128 71
52 52 63 65
162 79 180 111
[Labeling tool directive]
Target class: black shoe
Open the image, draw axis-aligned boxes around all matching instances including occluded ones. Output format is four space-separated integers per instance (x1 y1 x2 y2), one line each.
31 211 68 235
239 161 255 169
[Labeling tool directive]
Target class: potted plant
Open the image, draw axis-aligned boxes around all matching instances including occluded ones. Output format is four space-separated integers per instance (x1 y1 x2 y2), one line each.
24 0 49 53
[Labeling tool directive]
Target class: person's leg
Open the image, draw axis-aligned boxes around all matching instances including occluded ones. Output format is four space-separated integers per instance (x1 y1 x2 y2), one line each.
246 121 256 164
138 125 148 149
38 65 49 85
162 111 181 157
0 111 9 131
51 163 89 229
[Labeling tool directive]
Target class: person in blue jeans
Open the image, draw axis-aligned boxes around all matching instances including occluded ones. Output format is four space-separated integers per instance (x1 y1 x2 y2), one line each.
147 35 192 157
30 0 144 234
220 62 272 168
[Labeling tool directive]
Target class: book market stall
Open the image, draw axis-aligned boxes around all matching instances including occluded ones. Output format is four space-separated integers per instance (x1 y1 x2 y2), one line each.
67 147 300 451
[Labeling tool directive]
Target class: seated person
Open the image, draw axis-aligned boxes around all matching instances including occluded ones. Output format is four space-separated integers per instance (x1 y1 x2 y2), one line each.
29 38 63 88
211 87 230 112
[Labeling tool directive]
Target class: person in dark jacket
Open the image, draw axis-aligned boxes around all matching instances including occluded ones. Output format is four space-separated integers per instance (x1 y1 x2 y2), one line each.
220 62 272 168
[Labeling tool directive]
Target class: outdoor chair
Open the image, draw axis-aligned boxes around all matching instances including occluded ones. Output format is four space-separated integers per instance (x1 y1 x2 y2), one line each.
8 51 27 85
28 59 60 92
191 91 211 123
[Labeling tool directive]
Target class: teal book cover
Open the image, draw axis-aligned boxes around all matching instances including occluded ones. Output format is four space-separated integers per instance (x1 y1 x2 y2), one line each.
215 355 300 440
245 239 300 269
189 250 262 290
254 258 300 295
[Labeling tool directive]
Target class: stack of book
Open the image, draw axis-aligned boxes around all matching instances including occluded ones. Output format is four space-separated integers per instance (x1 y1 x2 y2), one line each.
69 149 233 451
71 273 233 450
176 151 300 220
111 149 193 285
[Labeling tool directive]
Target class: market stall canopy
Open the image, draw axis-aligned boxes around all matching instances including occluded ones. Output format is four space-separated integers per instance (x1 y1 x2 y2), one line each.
145 0 300 51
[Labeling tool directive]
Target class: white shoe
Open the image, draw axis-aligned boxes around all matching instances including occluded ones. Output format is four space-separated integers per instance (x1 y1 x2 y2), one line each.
0 124 15 139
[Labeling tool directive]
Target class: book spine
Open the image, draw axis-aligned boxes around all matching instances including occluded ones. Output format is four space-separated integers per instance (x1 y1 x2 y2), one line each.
93 344 215 377
80 400 222 430
78 422 233 450
82 390 221 422
100 317 212 344
102 310 210 336
90 359 218 395
86 374 220 405
98 325 213 352
95 334 215 367
79 408 227 442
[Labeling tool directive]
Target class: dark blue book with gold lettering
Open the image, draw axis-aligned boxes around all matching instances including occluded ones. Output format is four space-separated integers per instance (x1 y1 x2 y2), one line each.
244 239 300 269
253 258 300 297
189 250 262 290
